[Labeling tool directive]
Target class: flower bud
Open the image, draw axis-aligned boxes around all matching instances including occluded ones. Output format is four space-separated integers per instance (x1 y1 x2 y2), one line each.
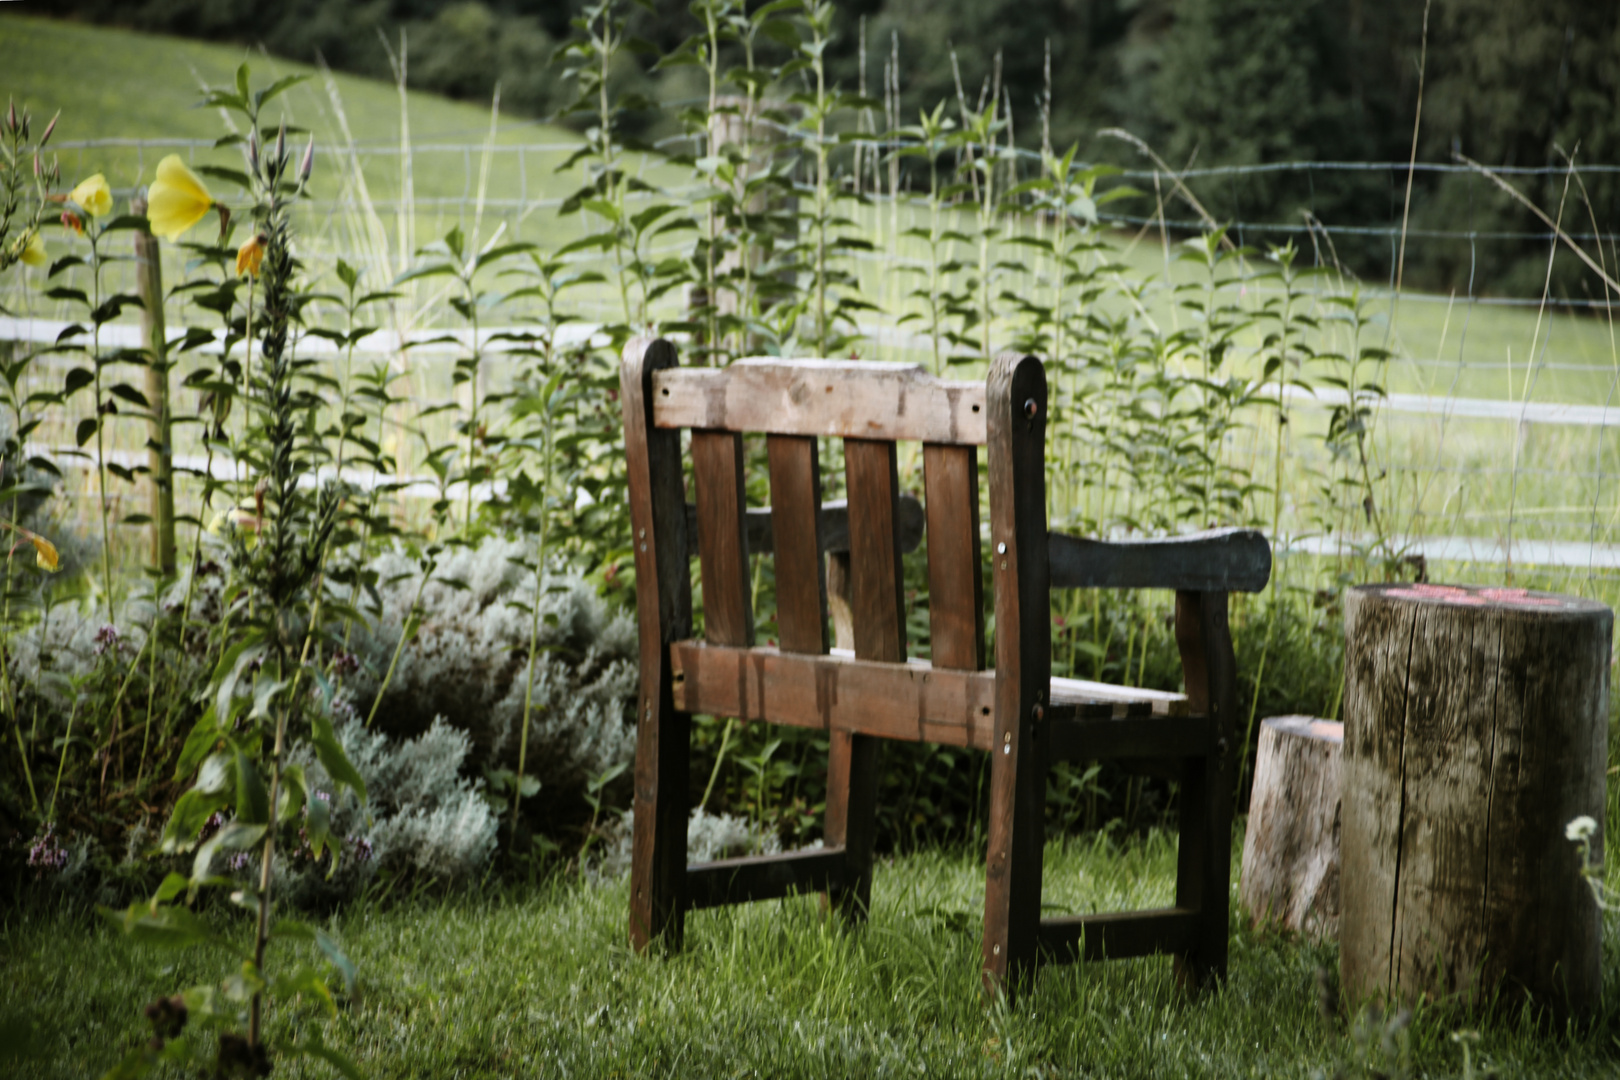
274 120 286 168
6 100 16 135
248 129 259 175
38 111 57 149
300 136 314 184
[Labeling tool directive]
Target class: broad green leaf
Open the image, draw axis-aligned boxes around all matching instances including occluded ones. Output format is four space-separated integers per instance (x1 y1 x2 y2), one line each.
160 788 229 853
174 707 221 781
310 711 366 804
191 821 264 885
234 749 269 824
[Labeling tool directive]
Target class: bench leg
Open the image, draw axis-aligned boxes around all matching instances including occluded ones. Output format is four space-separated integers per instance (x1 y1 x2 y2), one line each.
1172 590 1237 989
824 729 879 920
630 701 690 952
982 722 1046 1000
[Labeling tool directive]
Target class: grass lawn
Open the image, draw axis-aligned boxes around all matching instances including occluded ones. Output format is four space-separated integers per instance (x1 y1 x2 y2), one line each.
3 832 1618 1078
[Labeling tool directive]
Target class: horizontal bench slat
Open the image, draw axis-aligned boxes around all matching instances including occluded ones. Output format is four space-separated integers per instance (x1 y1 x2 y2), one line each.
653 360 986 445
686 847 846 910
672 644 1181 752
1048 528 1272 593
1037 907 1200 963
672 642 998 750
1050 675 1186 716
1046 715 1210 760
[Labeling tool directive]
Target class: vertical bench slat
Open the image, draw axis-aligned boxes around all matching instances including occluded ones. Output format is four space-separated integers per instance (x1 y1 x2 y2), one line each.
824 437 902 919
845 439 906 663
923 443 985 671
766 435 828 655
692 429 754 647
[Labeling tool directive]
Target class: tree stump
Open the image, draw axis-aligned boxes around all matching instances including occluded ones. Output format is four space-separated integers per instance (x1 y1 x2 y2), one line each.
1341 583 1611 1015
1241 716 1342 939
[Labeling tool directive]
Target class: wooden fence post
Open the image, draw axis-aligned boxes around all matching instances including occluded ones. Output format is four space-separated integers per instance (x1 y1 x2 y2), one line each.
132 193 175 575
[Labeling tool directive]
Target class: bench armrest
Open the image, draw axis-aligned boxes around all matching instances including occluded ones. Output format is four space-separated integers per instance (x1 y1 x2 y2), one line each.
684 495 925 558
1048 528 1271 593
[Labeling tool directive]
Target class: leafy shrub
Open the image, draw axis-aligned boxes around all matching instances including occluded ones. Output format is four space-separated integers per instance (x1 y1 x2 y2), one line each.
277 715 498 907
343 537 639 819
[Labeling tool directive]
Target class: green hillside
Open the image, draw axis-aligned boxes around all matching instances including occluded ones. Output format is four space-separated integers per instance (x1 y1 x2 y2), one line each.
0 12 583 197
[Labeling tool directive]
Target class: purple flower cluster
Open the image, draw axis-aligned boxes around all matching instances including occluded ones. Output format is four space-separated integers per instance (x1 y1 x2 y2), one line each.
347 834 374 863
27 822 68 873
93 624 121 656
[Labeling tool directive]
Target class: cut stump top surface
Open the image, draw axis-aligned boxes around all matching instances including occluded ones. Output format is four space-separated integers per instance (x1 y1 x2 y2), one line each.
1262 715 1343 744
1354 581 1609 618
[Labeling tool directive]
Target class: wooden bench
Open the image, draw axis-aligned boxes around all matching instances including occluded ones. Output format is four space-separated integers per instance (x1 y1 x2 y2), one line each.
620 340 1271 995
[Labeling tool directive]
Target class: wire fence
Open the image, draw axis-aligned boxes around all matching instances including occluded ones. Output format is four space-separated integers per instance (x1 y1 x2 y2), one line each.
4 139 1619 582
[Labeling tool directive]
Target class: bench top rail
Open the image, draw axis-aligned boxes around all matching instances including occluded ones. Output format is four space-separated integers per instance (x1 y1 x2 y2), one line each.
653 358 987 445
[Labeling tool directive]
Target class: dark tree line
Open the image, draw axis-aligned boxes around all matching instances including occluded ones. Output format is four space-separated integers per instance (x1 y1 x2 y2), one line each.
39 0 1620 295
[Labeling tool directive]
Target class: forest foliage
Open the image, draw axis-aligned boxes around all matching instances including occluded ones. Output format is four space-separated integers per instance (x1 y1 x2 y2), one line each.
37 0 1620 294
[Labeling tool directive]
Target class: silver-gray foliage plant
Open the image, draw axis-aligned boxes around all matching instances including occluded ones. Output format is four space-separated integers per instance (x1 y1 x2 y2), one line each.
278 715 498 907
343 537 638 801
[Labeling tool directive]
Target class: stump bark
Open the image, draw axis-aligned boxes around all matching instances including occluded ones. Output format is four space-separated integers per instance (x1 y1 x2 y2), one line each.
1241 716 1342 939
1341 583 1611 1015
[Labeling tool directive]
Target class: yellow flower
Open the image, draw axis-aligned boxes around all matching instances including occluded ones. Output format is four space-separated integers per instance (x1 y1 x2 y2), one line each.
69 173 112 218
146 155 215 241
0 523 59 572
19 230 46 267
236 233 267 278
27 532 60 573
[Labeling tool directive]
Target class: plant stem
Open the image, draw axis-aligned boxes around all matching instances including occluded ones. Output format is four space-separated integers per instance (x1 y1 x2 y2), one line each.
46 694 81 822
511 396 553 842
366 564 430 728
89 231 115 619
700 717 734 812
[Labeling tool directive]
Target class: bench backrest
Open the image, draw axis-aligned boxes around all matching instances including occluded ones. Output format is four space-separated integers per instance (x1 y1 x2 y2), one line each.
621 342 1050 750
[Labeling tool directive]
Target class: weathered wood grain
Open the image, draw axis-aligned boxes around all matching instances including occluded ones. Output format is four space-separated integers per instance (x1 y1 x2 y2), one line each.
982 352 1050 998
1339 586 1416 1001
832 437 906 920
691 429 753 647
1049 528 1271 593
653 358 987 444
1341 583 1611 1015
766 435 827 655
923 443 985 671
670 641 997 749
621 337 694 952
1239 716 1342 939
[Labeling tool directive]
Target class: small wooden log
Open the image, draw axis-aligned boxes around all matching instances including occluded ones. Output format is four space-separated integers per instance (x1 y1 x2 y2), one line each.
132 194 176 575
1240 716 1343 939
1341 583 1611 1016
